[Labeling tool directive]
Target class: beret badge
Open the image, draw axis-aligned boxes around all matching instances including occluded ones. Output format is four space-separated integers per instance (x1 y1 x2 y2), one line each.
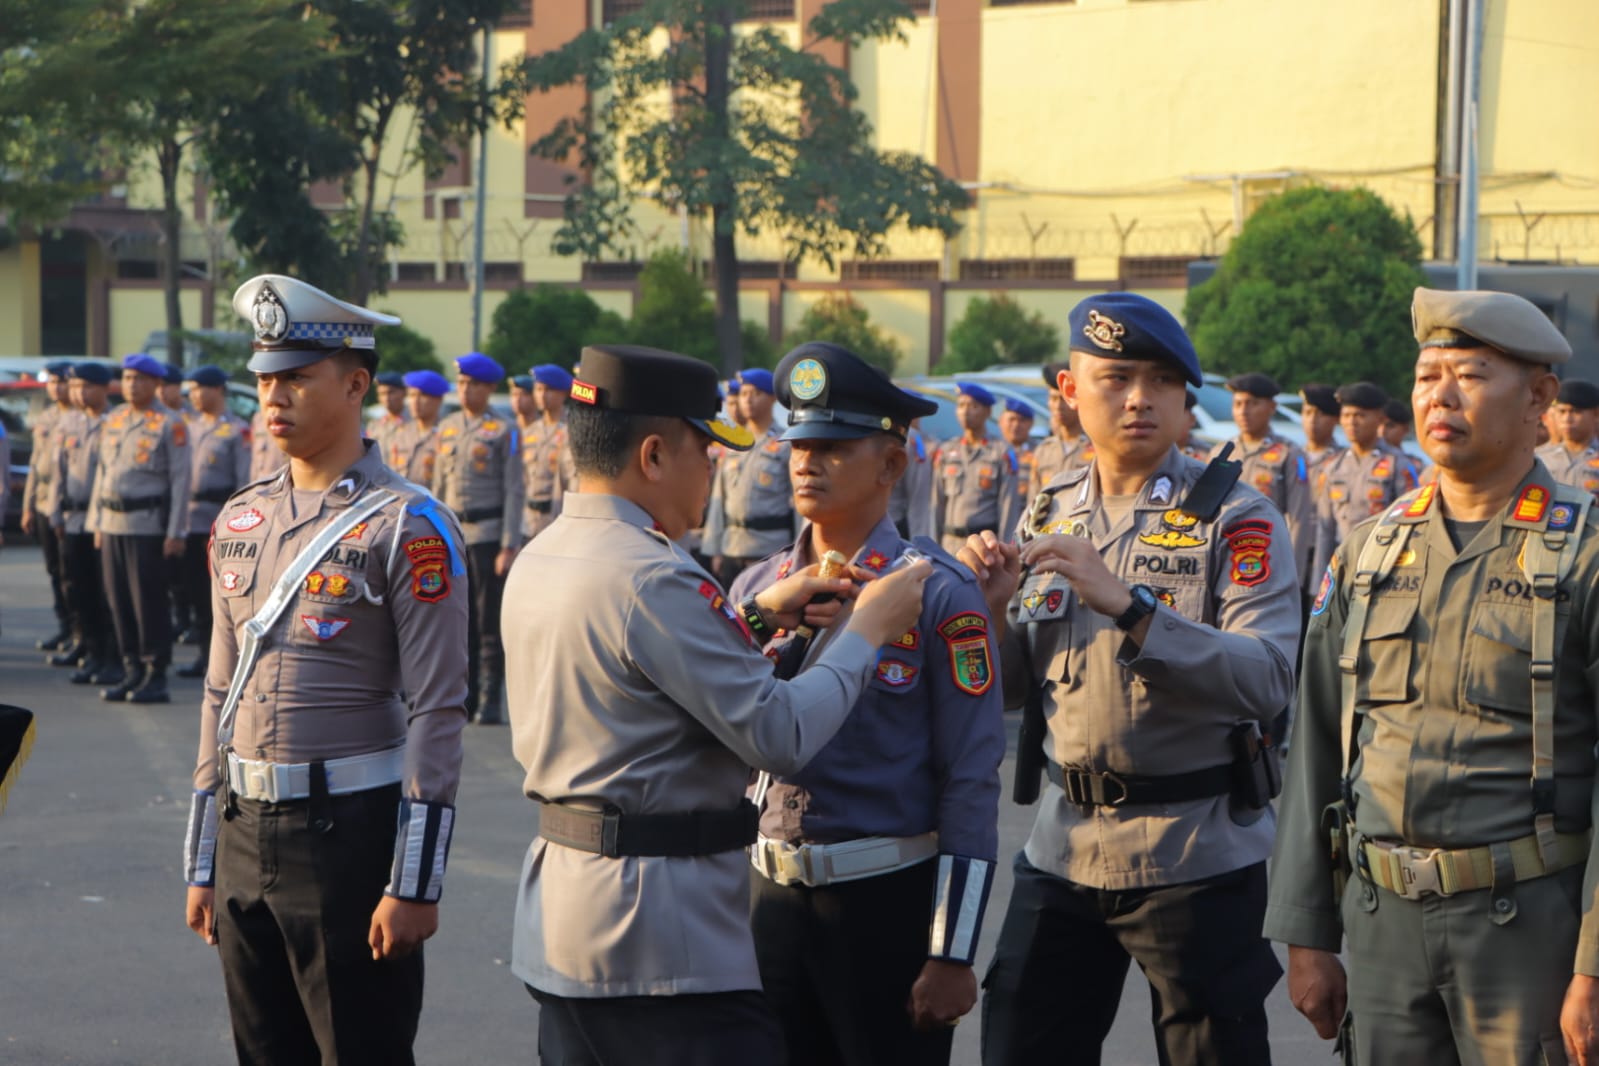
1084 309 1125 353
251 284 290 344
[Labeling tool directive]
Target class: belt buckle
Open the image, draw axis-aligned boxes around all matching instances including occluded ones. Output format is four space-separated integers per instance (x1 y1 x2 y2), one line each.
245 766 276 803
793 844 818 887
1389 845 1444 900
1098 771 1129 807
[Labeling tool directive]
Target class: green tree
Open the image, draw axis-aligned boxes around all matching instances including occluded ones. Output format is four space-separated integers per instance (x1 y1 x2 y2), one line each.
628 248 719 363
940 293 1060 373
503 0 968 375
485 284 628 374
782 293 902 375
1185 185 1425 396
374 319 444 375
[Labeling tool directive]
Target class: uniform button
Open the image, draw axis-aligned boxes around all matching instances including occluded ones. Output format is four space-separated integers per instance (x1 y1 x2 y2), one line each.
1494 897 1513 914
256 693 267 702
785 799 799 810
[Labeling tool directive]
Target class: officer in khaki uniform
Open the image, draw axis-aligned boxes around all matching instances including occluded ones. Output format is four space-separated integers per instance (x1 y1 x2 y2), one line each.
933 382 1018 555
1267 288 1599 1066
432 352 523 724
367 369 410 455
183 274 468 1066
176 365 252 679
21 360 76 652
504 343 933 1064
514 364 575 542
1030 361 1095 497
51 363 119 685
387 370 447 484
1535 379 1599 500
1215 372 1315 594
703 367 798 589
1311 381 1418 580
88 353 192 704
961 293 1299 1066
1001 398 1037 521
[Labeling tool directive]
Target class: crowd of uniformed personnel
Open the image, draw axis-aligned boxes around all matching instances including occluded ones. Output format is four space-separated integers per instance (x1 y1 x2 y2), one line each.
6 272 1599 1066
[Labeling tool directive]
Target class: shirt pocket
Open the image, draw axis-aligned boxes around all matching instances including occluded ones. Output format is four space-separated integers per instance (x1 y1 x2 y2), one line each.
1463 604 1535 717
1355 595 1417 705
215 561 259 610
869 638 925 697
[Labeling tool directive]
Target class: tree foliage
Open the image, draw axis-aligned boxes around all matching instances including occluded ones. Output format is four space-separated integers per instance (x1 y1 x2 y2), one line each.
782 293 902 375
1185 185 1425 396
485 284 628 374
503 0 967 374
940 294 1060 373
374 318 444 376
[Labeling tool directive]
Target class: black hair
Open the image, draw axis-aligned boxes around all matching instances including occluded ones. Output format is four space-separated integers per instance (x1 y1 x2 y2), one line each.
568 405 679 479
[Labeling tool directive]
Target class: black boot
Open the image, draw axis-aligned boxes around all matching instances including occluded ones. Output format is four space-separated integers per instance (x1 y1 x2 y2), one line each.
474 667 506 725
37 629 70 652
70 656 105 685
101 661 144 701
127 666 171 704
88 660 126 686
48 640 84 667
175 657 207 680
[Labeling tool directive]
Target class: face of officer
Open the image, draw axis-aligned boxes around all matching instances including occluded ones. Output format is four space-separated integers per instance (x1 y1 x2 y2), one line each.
123 369 159 410
456 374 493 417
1381 419 1410 448
1064 352 1186 467
645 421 715 540
790 435 906 526
999 409 1033 448
407 387 442 426
1552 403 1599 449
1232 391 1275 440
739 384 773 426
189 382 226 417
72 378 108 414
1412 346 1557 479
378 383 405 416
257 355 370 460
511 386 536 422
536 382 566 419
955 394 991 435
160 382 185 410
1339 405 1383 451
1048 384 1081 436
1301 403 1337 448
46 375 69 406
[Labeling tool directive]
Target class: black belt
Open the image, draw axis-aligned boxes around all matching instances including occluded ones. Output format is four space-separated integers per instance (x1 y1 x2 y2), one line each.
946 525 977 538
98 494 169 513
1046 760 1234 807
525 499 553 514
191 487 235 505
461 506 504 523
539 800 759 858
730 514 791 532
61 497 89 513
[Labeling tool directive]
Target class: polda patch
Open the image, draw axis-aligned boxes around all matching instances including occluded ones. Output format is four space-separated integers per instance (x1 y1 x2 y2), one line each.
937 612 993 696
1223 518 1273 587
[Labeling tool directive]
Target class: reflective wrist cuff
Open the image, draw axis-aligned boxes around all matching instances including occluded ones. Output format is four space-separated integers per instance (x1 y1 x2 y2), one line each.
928 854 994 965
184 790 219 887
385 798 455 903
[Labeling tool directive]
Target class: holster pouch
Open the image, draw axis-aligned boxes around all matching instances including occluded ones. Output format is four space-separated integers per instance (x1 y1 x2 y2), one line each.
1323 799 1352 903
1228 720 1282 810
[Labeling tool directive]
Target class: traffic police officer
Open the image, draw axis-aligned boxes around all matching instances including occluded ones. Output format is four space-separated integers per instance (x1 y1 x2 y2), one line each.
933 382 1018 554
1266 288 1599 1065
1030 361 1095 496
1535 379 1599 499
367 369 410 454
432 352 522 724
961 293 1299 1066
703 367 799 589
1217 372 1314 596
733 342 1005 1063
388 370 447 484
88 353 191 703
21 360 76 652
175 365 251 679
183 274 469 1066
50 362 118 684
1311 381 1418 579
503 343 933 1063
516 364 575 541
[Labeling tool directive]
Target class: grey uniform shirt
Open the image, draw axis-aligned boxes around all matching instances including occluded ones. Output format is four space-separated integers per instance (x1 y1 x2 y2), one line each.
248 410 281 482
702 427 798 560
1215 435 1314 590
50 410 103 535
932 436 1019 552
432 410 523 549
87 402 191 539
888 427 935 539
1535 439 1599 500
22 403 67 519
1009 448 1301 890
386 419 439 486
1312 441 1417 580
1029 431 1095 501
186 411 252 535
367 410 410 457
505 493 882 998
519 415 574 541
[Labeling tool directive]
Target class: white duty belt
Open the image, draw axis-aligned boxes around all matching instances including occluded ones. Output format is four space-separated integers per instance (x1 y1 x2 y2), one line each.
750 832 938 888
226 748 405 803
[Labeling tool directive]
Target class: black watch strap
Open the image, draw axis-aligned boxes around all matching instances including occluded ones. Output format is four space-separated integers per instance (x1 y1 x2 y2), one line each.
1114 585 1158 631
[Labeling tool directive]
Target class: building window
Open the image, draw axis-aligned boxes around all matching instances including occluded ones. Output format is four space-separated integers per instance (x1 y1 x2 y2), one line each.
1119 256 1195 284
707 259 787 280
498 1 531 27
117 259 159 280
841 260 939 282
958 258 1075 281
484 261 524 285
602 0 644 21
741 0 795 17
582 261 644 282
394 262 438 284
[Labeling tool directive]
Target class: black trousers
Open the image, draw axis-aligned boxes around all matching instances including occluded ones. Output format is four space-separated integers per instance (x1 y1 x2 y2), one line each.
463 540 502 714
167 548 191 630
529 985 785 1066
750 859 955 1066
981 855 1280 1066
61 530 114 661
39 516 68 630
99 533 171 667
181 532 213 660
215 784 423 1066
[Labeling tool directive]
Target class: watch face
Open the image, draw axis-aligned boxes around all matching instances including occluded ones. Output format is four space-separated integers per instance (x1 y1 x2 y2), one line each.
1134 585 1158 611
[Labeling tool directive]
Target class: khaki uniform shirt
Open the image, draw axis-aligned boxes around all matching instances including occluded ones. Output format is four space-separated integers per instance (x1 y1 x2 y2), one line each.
1535 439 1599 500
519 415 574 541
23 403 68 518
367 409 410 456
1312 442 1417 580
1029 431 1094 501
1009 448 1301 889
186 411 252 535
1265 464 1599 972
702 428 797 560
505 492 882 997
386 419 440 487
432 410 523 549
88 403 191 539
933 437 1019 553
51 409 103 536
192 444 468 807
1216 435 1314 589
248 410 281 482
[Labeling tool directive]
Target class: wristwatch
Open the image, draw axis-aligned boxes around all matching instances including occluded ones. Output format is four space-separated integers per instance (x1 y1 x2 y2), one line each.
1113 584 1159 631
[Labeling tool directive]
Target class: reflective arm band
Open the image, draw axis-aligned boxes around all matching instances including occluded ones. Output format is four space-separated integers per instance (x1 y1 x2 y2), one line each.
927 854 994 965
184 790 219 887
386 798 455 903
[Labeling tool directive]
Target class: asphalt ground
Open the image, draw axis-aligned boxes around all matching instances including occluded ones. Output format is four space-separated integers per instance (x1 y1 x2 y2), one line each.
0 542 1327 1065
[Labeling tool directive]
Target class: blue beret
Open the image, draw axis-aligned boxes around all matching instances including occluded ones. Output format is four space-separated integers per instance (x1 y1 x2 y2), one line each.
70 362 112 386
532 363 574 392
736 368 775 396
455 352 505 384
185 365 228 388
1003 398 1034 418
1068 292 1202 387
162 363 185 385
402 370 451 397
43 360 74 378
510 374 534 391
956 382 996 407
375 370 405 387
122 353 167 379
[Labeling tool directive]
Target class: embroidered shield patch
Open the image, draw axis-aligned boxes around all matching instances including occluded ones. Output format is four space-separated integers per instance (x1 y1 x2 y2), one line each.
226 509 264 533
1223 519 1273 587
876 659 918 687
938 612 993 696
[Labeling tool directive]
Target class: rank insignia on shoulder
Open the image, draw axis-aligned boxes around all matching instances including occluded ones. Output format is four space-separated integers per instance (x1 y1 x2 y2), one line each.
342 522 368 541
892 628 920 650
1513 484 1550 524
699 581 753 644
300 615 350 641
1403 483 1437 517
876 659 918 687
938 612 993 696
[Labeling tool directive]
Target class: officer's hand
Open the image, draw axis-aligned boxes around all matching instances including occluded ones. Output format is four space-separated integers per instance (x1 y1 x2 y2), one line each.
368 897 438 961
1019 535 1130 619
185 885 217 946
1562 972 1599 1065
1286 945 1347 1040
906 958 977 1031
163 536 184 558
494 546 517 577
20 510 32 536
846 559 932 648
93 532 102 550
754 564 857 632
956 531 1020 621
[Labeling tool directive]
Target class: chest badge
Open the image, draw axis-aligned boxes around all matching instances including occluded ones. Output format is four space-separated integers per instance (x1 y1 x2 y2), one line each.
226 509 264 533
300 615 350 641
220 571 242 591
1138 509 1206 550
876 660 918 687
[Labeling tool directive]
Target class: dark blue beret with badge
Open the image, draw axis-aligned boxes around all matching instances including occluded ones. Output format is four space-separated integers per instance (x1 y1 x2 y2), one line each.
1067 292 1202 387
71 362 113 386
403 369 450 397
122 353 167 379
43 360 74 379
1003 398 1034 418
775 341 937 443
185 365 228 388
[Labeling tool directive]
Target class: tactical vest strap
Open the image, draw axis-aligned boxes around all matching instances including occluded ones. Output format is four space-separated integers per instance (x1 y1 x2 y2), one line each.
1338 508 1416 777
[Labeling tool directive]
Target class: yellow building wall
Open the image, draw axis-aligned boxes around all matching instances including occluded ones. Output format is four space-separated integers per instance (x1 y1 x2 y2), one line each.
108 289 204 358
0 242 42 354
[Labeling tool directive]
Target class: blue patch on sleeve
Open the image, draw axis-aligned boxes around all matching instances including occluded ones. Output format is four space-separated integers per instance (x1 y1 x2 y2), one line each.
1295 455 1306 482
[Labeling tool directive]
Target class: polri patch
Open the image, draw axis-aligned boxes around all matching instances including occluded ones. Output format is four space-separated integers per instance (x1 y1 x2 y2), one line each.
226 509 265 533
938 612 993 696
300 615 350 641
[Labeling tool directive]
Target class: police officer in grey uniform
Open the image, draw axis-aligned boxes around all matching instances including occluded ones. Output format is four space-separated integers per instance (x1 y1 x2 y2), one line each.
889 420 935 540
932 382 1018 555
89 353 192 703
387 370 447 484
175 365 251 679
432 352 523 724
733 342 1006 1064
52 362 119 685
367 369 410 455
248 408 278 482
961 293 1299 1066
503 343 933 1065
1535 379 1599 499
703 367 798 589
516 364 575 542
1267 288 1599 1065
1311 381 1418 580
183 274 468 1066
1030 361 1095 497
1217 372 1314 585
21 360 76 652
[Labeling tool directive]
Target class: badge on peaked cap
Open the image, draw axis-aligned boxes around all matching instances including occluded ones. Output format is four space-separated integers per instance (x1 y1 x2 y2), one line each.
1084 309 1125 353
789 358 826 402
251 283 290 344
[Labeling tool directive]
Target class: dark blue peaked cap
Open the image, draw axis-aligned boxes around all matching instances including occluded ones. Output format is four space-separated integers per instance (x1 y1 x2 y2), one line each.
776 341 937 442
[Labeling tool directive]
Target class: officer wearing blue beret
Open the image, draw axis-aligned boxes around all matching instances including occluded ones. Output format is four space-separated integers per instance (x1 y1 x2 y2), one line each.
961 292 1299 1066
368 369 411 457
933 382 1018 555
386 370 449 484
999 397 1037 525
732 341 1006 1063
514 364 576 541
22 359 78 653
48 362 118 683
704 366 799 589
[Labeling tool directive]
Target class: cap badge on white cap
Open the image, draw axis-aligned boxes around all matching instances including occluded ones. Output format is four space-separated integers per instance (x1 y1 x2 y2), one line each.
252 284 290 344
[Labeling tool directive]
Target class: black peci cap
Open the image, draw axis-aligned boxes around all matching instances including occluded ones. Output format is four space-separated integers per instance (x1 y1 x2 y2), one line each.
775 342 938 442
1336 381 1388 411
1299 384 1339 416
1382 400 1412 426
570 344 753 451
1557 379 1599 410
1225 372 1279 398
